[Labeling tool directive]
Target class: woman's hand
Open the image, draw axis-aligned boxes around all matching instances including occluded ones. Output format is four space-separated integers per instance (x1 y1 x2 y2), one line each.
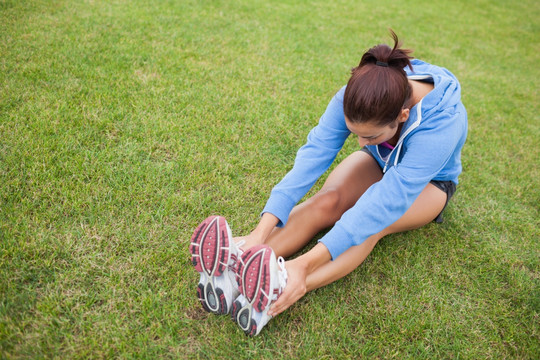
268 243 332 316
268 258 308 316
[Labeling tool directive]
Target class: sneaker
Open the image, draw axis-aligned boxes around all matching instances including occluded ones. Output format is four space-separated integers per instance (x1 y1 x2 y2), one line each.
231 244 288 336
189 216 242 315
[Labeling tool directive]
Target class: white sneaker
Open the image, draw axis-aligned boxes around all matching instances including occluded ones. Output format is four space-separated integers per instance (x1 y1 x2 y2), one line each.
189 216 242 314
231 244 288 336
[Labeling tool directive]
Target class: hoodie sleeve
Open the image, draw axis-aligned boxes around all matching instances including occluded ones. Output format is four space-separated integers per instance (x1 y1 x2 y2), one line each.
320 108 466 259
261 87 351 227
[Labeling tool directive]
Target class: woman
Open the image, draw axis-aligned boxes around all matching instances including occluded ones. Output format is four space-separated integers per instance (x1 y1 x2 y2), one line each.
190 30 467 336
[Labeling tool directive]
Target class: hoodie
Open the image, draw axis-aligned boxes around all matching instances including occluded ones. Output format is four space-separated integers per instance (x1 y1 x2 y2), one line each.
261 59 468 260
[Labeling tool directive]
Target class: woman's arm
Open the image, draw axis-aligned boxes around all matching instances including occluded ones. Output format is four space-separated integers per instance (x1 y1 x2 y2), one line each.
261 87 350 228
235 88 350 246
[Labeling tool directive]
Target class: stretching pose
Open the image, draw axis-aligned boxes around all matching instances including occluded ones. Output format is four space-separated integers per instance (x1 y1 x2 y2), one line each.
190 31 467 336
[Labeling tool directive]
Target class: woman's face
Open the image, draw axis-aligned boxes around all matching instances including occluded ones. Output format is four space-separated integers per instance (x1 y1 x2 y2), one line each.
345 109 409 147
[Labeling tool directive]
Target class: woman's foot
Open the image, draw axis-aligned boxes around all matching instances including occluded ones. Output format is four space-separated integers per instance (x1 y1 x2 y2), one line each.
231 244 288 336
190 216 242 314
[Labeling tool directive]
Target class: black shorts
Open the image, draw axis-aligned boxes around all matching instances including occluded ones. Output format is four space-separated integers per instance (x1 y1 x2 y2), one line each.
360 148 456 223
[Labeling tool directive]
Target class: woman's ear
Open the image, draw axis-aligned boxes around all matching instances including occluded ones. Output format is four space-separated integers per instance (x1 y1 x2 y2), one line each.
398 108 410 123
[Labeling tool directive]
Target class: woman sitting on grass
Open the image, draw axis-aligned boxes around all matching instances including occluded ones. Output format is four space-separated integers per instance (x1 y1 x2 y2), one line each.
190 30 467 336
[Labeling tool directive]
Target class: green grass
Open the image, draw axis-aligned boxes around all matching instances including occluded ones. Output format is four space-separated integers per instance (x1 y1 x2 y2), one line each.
1 0 538 358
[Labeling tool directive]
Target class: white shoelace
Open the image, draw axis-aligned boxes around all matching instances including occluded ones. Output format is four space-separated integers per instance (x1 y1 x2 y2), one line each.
277 256 288 292
229 240 245 285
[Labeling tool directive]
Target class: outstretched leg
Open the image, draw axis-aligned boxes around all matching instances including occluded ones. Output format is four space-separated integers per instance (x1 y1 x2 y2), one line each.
268 181 448 317
305 182 447 291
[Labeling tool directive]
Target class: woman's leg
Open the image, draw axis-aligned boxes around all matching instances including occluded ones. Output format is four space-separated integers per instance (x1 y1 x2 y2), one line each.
264 151 383 258
305 182 447 292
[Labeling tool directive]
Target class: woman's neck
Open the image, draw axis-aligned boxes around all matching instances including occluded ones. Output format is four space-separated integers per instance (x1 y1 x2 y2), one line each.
408 79 434 107
386 122 404 146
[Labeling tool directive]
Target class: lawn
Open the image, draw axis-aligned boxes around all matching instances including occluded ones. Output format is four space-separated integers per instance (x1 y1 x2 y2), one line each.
1 0 538 358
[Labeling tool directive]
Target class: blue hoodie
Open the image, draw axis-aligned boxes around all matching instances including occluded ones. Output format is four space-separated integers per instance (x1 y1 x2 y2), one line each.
262 59 468 260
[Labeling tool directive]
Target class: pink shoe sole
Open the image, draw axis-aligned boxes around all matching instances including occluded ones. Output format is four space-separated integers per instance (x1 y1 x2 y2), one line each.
190 215 232 314
236 244 273 312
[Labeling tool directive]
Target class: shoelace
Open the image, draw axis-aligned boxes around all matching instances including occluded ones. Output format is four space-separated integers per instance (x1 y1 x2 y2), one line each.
277 256 288 291
229 240 245 276
269 257 288 302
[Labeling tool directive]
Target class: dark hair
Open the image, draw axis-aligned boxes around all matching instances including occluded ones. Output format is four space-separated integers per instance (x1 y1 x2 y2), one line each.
344 30 414 126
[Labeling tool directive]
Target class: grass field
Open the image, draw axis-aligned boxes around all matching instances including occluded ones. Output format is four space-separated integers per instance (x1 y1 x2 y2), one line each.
1 0 539 358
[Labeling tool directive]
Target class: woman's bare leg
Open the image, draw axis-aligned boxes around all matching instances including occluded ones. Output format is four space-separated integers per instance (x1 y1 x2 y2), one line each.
305 182 447 292
263 151 383 258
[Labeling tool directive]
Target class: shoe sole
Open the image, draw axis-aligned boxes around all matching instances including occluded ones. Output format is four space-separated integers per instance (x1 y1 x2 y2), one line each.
232 245 274 335
231 298 257 336
190 215 232 314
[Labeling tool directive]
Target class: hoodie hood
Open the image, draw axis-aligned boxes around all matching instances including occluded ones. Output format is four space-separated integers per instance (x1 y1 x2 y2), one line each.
406 59 462 118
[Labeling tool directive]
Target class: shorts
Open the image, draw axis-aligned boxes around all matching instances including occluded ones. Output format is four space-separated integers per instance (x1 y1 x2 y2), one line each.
360 147 456 223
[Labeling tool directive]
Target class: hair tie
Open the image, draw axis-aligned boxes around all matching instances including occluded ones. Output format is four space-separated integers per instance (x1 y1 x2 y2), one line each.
376 61 388 67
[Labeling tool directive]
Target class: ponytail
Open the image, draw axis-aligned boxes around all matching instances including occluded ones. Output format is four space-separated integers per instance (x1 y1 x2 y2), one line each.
344 30 414 126
358 29 413 71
